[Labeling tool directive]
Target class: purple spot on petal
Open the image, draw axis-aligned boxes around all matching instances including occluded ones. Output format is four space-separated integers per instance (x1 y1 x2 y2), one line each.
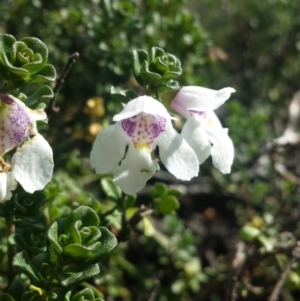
150 115 166 138
122 119 136 137
0 94 31 155
121 113 166 149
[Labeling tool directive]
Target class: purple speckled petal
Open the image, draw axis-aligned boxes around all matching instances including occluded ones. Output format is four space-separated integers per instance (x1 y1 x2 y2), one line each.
0 94 31 156
121 113 167 150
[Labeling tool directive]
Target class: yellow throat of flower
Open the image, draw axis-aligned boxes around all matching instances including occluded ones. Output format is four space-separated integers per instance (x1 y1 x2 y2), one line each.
135 142 151 150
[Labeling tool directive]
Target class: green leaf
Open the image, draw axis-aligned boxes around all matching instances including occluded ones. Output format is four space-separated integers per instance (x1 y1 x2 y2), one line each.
132 49 149 85
110 93 130 103
124 195 136 209
141 60 161 86
12 251 43 286
155 57 169 73
0 200 15 217
21 291 43 301
0 52 30 80
29 64 56 83
63 242 101 258
257 235 274 252
162 70 182 81
23 53 43 73
48 220 64 255
64 206 100 236
12 41 28 62
71 288 94 301
24 85 54 108
150 182 168 198
0 294 16 301
0 33 15 55
83 227 117 265
157 195 180 214
101 177 122 200
21 37 48 65
150 47 165 63
56 263 100 287
239 225 261 241
7 278 27 301
125 90 138 99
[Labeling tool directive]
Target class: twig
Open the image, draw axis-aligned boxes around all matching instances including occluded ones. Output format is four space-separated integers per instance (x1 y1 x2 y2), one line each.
268 256 296 301
45 52 80 118
148 270 164 301
226 242 247 301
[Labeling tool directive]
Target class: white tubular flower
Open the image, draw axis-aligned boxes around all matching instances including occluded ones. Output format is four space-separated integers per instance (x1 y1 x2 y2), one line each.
171 86 235 174
90 95 199 195
0 93 54 201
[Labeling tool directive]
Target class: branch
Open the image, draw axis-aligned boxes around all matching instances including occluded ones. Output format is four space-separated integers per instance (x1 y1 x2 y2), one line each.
45 52 80 118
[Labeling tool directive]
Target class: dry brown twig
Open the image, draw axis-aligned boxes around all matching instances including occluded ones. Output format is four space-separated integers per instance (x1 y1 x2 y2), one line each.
45 52 80 118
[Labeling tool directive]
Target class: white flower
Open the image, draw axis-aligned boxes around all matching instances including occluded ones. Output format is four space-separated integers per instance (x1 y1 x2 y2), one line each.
171 86 235 174
90 95 199 195
0 170 17 202
0 93 54 201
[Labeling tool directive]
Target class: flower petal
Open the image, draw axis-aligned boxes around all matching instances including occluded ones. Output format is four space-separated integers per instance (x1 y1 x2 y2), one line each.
171 86 235 118
181 118 211 165
113 96 171 122
157 122 199 180
0 172 17 202
11 134 54 193
0 94 47 156
90 123 128 174
113 147 156 195
0 94 31 156
0 172 7 202
206 125 234 174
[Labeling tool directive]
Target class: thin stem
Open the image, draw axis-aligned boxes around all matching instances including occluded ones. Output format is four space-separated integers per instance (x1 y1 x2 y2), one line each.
5 216 15 283
45 52 80 118
268 256 297 301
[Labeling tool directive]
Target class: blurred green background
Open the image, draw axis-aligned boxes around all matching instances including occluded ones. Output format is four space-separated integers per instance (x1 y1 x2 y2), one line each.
1 0 300 300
